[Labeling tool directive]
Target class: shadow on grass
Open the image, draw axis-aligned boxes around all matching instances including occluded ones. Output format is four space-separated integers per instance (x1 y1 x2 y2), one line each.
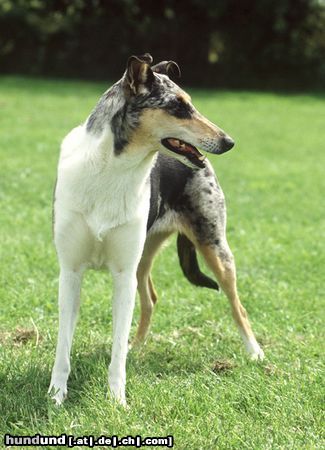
0 349 108 429
128 345 210 376
1 337 236 430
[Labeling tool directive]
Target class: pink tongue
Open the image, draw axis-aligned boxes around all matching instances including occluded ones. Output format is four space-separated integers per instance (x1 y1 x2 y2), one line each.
168 138 180 147
167 139 197 155
184 143 195 153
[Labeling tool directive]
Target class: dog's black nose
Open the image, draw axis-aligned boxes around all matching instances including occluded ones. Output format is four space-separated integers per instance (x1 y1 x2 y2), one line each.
220 135 235 152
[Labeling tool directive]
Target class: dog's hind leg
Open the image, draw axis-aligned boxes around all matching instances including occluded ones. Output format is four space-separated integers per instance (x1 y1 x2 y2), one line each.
198 241 264 360
148 275 158 304
177 161 264 359
134 231 171 345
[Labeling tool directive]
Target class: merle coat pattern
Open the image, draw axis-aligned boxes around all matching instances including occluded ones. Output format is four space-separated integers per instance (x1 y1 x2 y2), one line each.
49 54 263 407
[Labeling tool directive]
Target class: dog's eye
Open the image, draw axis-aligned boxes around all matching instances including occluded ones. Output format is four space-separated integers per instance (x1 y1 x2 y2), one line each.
166 98 193 119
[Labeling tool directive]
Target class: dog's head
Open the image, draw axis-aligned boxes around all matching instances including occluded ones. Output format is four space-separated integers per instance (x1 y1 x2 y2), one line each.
88 54 234 169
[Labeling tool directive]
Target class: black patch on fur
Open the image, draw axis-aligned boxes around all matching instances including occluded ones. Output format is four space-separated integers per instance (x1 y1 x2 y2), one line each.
147 154 194 230
86 85 121 134
148 154 224 246
147 153 227 287
164 97 194 120
111 105 134 154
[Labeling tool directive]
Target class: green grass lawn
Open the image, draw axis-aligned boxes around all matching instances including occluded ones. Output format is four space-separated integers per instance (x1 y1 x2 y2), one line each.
0 76 324 449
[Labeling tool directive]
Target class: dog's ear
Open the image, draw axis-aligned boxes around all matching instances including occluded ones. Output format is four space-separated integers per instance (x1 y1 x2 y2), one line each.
137 53 153 64
124 55 154 96
152 61 181 79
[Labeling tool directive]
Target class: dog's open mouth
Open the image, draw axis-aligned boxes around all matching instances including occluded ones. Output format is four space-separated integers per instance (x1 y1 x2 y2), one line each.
161 138 206 168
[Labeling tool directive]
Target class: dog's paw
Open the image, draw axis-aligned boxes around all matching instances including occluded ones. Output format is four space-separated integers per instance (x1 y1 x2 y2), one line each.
108 391 127 408
48 381 67 406
114 395 128 408
249 346 265 361
243 336 265 361
130 336 146 351
108 381 127 408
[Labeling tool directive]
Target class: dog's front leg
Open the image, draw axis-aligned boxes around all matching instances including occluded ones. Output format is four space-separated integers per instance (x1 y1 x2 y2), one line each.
49 269 83 405
106 215 148 407
108 269 137 406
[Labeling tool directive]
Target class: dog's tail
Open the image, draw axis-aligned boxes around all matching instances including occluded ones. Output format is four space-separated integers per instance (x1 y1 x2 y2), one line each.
176 233 219 291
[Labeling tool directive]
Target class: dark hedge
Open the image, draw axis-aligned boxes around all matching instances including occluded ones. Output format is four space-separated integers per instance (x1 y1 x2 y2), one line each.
1 0 324 89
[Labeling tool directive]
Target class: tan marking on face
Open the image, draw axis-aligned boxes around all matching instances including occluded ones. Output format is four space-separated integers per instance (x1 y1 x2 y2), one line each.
176 91 192 104
125 109 167 153
190 112 224 138
125 107 222 154
125 109 179 154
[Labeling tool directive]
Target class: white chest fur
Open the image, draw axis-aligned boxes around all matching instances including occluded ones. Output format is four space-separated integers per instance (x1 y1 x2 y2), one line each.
55 125 156 241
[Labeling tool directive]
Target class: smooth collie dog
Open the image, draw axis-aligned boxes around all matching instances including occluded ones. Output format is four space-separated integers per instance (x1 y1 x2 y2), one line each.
49 54 264 406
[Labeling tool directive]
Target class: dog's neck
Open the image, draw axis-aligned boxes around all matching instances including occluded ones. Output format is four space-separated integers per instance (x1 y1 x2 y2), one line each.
57 124 157 234
84 125 156 172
